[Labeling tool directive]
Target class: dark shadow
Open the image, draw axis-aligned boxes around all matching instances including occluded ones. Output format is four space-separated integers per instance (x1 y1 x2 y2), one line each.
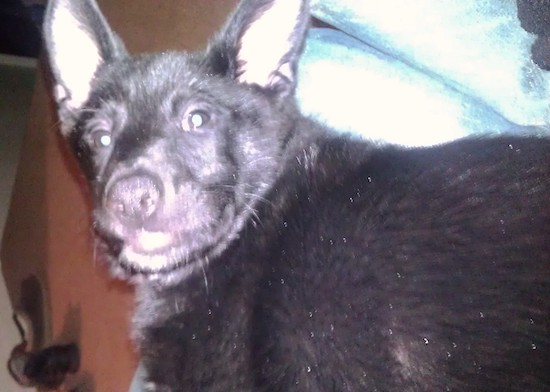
18 274 46 350
56 303 82 345
66 370 96 392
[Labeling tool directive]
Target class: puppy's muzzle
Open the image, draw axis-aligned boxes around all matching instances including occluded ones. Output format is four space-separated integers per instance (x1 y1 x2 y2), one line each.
104 173 162 227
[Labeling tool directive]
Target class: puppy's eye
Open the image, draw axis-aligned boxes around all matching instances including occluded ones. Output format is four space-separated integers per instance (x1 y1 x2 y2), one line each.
183 110 210 132
92 129 112 148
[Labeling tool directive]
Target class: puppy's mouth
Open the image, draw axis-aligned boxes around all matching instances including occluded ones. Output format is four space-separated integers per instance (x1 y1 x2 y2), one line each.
93 171 237 279
123 230 173 253
94 205 235 279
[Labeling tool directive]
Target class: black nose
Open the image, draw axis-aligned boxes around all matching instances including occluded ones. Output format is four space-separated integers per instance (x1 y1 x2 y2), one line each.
105 174 161 224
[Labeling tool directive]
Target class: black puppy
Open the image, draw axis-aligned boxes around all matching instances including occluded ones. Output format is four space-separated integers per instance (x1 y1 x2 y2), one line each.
43 0 550 390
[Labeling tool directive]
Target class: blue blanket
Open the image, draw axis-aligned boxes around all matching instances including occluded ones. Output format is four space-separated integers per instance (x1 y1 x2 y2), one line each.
297 0 550 146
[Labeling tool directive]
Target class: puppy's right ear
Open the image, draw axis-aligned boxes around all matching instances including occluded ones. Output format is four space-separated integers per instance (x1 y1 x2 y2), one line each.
43 0 126 136
209 0 309 100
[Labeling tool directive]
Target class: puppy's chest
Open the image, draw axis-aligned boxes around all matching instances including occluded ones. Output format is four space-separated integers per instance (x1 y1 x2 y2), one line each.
135 272 262 389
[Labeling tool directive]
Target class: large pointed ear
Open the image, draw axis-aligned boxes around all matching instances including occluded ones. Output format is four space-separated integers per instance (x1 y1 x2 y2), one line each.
43 0 126 136
216 0 309 97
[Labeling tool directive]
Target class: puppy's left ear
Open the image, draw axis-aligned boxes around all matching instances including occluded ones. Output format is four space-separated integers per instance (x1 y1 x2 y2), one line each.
215 0 310 98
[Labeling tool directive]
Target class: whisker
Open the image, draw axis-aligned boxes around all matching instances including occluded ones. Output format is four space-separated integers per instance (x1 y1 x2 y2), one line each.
201 258 210 296
243 202 263 227
242 192 273 206
246 156 274 165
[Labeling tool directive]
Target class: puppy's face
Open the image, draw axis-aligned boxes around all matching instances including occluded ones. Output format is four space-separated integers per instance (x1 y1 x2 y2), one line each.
44 0 309 281
72 55 288 280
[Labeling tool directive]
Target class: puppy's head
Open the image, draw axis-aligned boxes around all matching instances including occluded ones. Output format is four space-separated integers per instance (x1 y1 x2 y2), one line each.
43 0 310 282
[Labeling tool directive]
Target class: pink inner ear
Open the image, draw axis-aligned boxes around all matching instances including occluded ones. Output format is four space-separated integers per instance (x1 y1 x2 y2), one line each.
50 5 104 111
235 1 302 88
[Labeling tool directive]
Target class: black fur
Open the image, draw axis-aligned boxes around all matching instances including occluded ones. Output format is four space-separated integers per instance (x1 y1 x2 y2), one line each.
44 0 550 390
